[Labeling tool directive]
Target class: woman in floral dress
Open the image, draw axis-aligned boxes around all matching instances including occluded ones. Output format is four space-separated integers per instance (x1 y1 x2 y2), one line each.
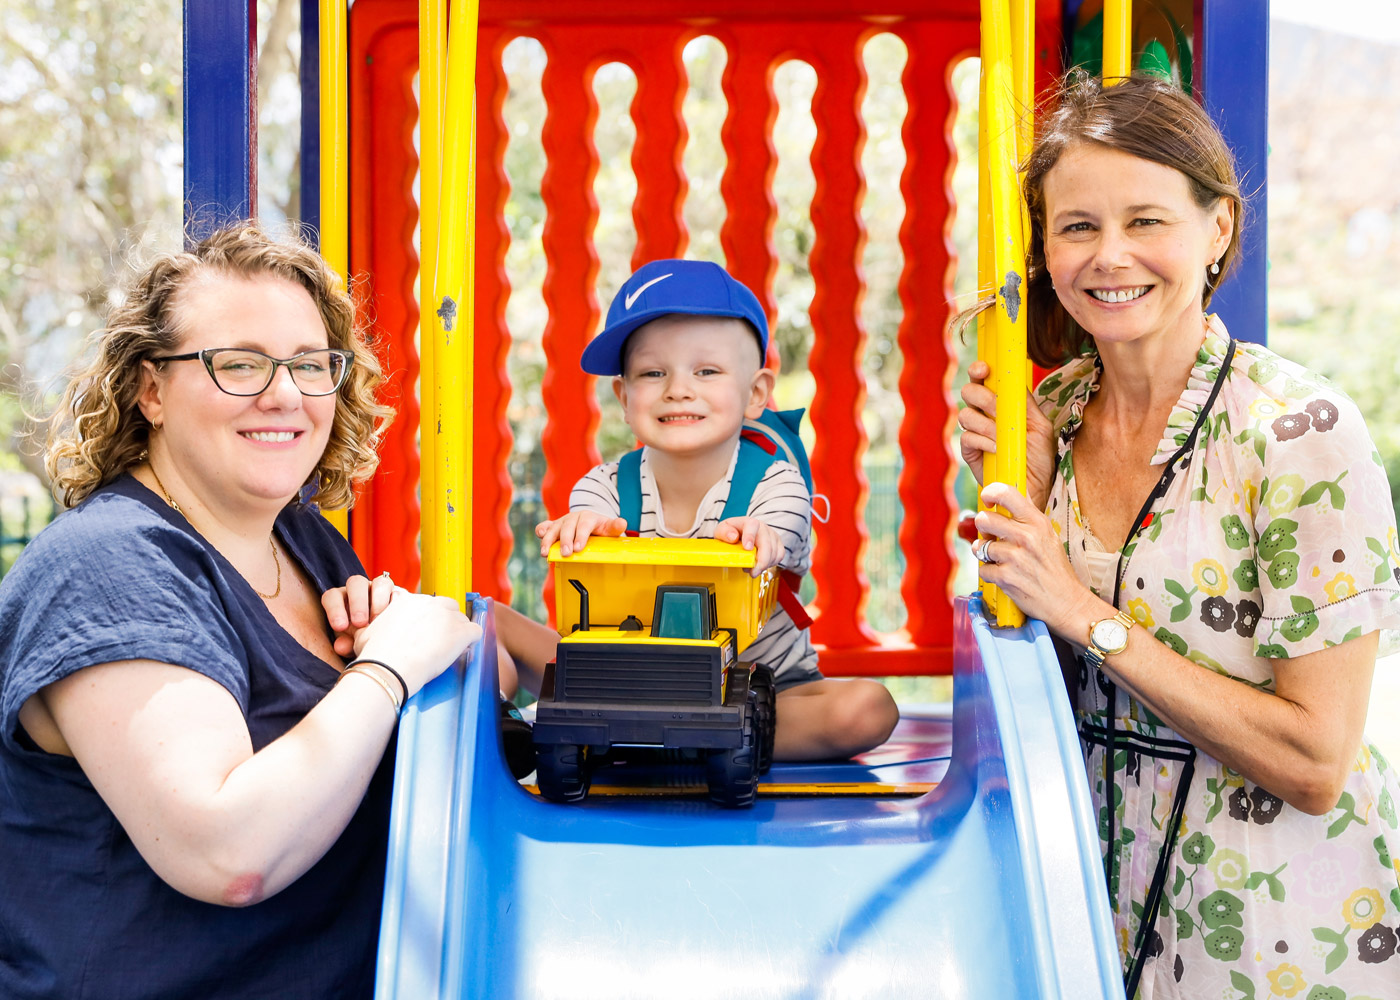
959 73 1400 999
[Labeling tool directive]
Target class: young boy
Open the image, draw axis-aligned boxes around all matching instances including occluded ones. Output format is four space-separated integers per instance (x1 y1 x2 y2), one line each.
535 259 898 761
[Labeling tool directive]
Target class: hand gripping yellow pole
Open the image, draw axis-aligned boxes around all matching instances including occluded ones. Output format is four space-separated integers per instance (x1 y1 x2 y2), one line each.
419 0 446 594
1103 0 1132 81
428 0 479 611
979 0 1030 628
319 0 350 537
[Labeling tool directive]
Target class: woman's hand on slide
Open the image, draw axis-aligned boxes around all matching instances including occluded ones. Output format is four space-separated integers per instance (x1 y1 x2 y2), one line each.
353 591 482 696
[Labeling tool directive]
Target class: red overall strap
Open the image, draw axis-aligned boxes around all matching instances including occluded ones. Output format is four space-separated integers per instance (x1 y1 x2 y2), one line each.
776 569 813 629
741 428 778 454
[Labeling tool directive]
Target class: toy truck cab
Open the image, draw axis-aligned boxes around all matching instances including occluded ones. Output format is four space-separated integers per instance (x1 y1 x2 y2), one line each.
532 538 779 807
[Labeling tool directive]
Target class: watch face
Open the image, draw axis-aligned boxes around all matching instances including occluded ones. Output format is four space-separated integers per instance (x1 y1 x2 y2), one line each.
1092 618 1129 653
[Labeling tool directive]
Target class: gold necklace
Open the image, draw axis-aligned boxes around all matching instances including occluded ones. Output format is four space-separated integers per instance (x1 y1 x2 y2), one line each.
147 462 283 600
147 460 183 515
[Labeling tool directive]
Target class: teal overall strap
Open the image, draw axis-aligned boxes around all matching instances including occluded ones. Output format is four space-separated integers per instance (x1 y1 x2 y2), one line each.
616 448 643 533
719 434 774 523
720 434 815 630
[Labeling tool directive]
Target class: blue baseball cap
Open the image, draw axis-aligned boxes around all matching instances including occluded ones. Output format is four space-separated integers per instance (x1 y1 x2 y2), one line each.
581 259 769 376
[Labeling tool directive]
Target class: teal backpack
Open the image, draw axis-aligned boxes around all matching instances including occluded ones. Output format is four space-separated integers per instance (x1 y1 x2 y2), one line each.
616 407 815 630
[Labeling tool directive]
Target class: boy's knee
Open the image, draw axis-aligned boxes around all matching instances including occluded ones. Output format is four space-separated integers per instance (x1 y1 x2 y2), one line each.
830 680 898 753
857 681 900 746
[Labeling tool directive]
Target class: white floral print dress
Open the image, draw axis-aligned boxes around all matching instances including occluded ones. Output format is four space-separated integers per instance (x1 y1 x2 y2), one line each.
1037 320 1400 1000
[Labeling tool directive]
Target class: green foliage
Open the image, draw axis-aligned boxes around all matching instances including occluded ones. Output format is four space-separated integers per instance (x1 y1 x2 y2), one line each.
1268 35 1400 535
0 0 300 486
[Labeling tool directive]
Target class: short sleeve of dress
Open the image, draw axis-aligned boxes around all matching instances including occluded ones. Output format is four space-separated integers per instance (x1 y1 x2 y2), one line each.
0 491 247 754
1247 383 1400 658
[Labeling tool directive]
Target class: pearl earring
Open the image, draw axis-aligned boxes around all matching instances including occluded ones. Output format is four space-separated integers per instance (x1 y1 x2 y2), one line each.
1209 261 1220 276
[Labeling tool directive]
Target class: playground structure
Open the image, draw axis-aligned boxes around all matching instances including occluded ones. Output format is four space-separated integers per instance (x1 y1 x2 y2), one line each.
177 0 1269 995
186 0 1266 670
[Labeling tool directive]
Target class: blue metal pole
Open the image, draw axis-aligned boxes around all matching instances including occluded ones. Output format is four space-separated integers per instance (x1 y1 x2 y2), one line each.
300 0 322 246
183 0 257 241
1202 0 1269 346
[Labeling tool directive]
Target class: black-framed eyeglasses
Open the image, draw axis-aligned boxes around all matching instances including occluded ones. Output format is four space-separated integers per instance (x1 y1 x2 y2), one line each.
150 348 354 397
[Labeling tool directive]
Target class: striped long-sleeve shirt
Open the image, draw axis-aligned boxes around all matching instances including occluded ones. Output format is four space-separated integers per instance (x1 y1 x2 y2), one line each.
568 445 820 688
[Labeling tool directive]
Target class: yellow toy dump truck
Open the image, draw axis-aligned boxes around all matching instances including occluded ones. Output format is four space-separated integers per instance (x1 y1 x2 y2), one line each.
533 537 779 808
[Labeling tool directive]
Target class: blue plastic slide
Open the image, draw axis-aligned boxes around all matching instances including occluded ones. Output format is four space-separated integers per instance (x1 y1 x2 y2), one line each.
374 596 1124 999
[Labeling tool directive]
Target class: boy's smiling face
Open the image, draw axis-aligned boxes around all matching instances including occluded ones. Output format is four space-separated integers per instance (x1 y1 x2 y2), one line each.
613 315 774 462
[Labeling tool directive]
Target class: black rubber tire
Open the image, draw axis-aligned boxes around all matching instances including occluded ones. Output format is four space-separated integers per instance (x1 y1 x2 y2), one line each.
500 707 538 781
749 664 777 775
535 743 591 803
706 703 759 808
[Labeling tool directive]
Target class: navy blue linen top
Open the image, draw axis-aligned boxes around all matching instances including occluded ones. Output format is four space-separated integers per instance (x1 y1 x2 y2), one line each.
0 475 393 1000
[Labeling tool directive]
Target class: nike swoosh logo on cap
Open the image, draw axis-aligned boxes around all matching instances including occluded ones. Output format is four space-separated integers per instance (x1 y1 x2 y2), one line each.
624 273 673 309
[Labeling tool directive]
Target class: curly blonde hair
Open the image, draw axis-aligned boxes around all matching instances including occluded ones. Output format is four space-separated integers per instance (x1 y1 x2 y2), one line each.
45 222 393 509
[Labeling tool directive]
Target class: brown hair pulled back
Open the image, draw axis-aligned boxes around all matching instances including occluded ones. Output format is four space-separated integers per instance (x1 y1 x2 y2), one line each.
1023 71 1245 367
45 222 392 509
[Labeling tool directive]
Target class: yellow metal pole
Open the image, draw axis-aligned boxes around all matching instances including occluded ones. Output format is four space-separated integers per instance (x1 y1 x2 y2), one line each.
981 0 1029 628
1009 0 1034 163
419 0 446 593
431 0 479 610
1103 0 1132 81
1012 1 1035 394
976 40 1003 619
319 0 350 536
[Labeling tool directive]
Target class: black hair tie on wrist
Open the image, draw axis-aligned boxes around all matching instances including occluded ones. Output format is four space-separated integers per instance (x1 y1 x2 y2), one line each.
350 658 408 705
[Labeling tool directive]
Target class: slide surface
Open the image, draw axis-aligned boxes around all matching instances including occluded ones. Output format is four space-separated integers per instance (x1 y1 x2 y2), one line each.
375 596 1124 999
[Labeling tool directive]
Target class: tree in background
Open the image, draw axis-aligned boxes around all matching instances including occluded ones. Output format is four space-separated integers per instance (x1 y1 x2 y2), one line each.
1267 22 1400 528
0 0 181 481
0 0 299 490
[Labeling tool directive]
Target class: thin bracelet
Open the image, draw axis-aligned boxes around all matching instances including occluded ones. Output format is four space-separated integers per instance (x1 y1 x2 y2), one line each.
340 664 402 716
350 658 409 706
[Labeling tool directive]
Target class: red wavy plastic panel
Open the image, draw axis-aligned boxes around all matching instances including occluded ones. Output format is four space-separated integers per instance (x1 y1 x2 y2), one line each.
536 32 603 526
805 25 878 651
716 28 780 363
472 25 517 602
349 7 422 587
627 29 690 266
891 22 972 669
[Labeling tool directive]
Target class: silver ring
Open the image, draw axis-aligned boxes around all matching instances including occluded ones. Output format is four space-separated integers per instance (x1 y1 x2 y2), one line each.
975 540 995 565
378 570 392 581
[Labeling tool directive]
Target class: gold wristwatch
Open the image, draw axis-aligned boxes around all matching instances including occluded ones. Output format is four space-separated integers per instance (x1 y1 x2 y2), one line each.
1084 610 1136 669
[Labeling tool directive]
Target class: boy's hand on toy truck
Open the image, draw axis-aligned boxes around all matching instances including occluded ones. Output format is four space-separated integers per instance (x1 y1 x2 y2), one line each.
536 510 628 557
715 516 782 577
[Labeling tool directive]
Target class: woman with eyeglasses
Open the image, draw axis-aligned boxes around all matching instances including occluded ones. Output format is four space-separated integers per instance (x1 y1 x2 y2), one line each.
0 224 480 1000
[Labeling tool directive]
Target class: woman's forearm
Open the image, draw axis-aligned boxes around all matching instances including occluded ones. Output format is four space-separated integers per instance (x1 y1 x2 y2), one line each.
1095 625 1376 815
193 671 400 903
1037 581 1373 816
